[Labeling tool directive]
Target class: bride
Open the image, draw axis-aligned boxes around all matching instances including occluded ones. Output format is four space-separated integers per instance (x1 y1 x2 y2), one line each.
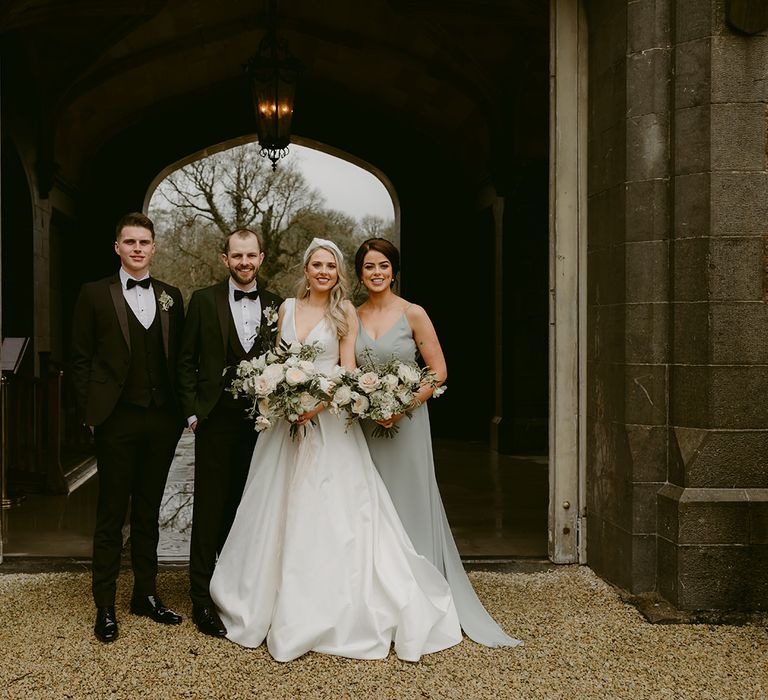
209 238 462 662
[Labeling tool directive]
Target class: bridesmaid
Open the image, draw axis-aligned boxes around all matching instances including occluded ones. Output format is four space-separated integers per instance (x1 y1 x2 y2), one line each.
354 238 521 648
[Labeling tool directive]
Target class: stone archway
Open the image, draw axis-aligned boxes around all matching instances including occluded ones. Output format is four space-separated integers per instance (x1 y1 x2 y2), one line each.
1 0 554 563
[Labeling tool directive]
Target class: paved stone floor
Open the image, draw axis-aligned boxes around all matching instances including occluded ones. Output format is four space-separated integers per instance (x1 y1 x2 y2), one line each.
1 433 548 561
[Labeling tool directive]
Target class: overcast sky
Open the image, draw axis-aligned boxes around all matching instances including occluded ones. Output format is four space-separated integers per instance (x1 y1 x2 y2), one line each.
289 144 395 222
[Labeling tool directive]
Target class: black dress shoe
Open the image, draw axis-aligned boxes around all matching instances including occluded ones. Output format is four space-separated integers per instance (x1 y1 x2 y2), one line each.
192 604 227 637
130 595 182 625
94 606 119 643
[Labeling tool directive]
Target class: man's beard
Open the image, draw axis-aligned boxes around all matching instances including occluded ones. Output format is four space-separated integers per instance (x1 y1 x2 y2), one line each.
230 267 256 285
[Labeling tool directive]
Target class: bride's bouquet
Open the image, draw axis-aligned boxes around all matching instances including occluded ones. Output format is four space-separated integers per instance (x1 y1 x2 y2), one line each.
327 349 446 438
229 340 336 438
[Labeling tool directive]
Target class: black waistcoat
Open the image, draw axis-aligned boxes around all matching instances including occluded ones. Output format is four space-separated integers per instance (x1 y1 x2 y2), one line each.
219 308 261 410
120 301 170 408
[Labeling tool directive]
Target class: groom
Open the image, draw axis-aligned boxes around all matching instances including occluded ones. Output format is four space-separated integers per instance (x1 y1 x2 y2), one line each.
71 212 185 643
177 227 282 637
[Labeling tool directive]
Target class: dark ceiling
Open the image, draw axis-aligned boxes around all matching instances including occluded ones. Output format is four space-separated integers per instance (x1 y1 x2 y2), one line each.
1 0 548 193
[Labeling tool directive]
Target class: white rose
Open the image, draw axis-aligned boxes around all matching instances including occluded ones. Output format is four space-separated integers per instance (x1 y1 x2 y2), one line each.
351 393 370 415
332 384 353 406
298 360 316 376
250 355 267 371
257 398 272 416
285 367 308 386
317 375 334 394
251 375 275 396
357 371 381 394
254 415 271 431
266 351 278 363
288 341 302 354
396 363 421 385
299 391 319 412
382 374 399 391
328 365 346 382
432 385 447 398
262 363 284 383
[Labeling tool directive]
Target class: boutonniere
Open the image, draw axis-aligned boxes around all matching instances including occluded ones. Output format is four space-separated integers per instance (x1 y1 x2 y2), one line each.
159 290 174 312
263 304 279 326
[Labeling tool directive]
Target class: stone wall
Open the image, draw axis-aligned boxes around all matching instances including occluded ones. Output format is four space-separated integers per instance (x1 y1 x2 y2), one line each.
586 0 768 609
586 0 669 594
661 0 768 610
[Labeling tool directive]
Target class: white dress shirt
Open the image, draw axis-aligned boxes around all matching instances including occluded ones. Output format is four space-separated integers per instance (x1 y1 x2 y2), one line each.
188 279 262 428
120 268 156 329
228 278 262 353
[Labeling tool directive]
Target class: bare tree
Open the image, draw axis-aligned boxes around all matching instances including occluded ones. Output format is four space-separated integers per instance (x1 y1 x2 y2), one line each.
359 214 396 241
149 143 394 300
267 209 360 297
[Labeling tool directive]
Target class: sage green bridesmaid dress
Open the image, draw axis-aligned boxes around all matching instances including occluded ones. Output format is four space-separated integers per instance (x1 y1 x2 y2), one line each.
355 312 521 648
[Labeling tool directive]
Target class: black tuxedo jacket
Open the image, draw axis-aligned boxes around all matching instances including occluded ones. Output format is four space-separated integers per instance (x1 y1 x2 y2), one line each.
177 279 283 421
70 273 185 426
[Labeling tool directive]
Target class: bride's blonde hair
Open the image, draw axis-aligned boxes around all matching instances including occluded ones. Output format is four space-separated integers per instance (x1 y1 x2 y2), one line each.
296 239 350 338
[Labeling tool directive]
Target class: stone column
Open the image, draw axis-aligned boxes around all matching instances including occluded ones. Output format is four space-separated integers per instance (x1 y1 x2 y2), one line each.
658 0 768 610
586 0 672 593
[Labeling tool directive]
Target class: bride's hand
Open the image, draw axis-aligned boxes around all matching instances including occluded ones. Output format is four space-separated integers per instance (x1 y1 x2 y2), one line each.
296 404 325 426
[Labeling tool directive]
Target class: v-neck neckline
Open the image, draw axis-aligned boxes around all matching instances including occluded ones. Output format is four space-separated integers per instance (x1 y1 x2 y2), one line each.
359 313 405 342
293 299 325 343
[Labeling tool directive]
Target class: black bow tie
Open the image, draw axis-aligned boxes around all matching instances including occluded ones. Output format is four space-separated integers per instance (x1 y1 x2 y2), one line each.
126 277 151 290
234 289 259 302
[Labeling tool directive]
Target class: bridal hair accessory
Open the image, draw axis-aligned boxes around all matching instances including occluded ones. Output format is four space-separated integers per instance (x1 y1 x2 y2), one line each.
303 237 344 265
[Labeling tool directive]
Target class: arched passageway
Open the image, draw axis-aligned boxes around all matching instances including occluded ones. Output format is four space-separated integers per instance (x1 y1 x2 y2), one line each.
1 0 550 560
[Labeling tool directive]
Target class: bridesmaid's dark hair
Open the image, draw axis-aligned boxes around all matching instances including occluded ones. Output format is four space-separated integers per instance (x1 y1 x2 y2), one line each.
354 238 400 284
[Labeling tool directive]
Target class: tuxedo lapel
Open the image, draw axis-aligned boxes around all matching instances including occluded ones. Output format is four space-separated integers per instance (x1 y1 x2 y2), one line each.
109 278 130 351
155 284 170 358
214 281 230 351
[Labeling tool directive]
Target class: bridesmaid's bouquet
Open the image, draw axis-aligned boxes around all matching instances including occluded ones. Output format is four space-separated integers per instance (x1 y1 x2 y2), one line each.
327 349 446 438
229 340 337 438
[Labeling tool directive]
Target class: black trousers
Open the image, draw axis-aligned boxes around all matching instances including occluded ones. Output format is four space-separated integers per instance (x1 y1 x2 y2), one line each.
92 402 182 607
189 400 257 607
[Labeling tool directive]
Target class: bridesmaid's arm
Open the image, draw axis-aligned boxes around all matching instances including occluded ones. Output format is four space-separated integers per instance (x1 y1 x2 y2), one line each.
376 304 445 429
406 304 447 405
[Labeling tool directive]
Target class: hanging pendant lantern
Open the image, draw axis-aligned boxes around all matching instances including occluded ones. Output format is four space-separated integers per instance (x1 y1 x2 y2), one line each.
245 0 301 170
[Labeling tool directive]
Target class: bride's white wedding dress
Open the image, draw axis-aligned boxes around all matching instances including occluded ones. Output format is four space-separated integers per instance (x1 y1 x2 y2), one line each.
209 299 462 662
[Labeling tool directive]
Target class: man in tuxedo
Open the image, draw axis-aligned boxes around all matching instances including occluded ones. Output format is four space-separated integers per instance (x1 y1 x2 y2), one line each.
71 212 185 643
177 227 282 637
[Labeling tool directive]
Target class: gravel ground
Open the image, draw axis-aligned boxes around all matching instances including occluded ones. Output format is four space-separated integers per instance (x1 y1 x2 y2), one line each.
1 566 766 700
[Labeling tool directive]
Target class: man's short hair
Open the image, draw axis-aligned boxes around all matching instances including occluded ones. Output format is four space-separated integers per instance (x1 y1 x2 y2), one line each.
223 227 265 254
115 212 155 240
